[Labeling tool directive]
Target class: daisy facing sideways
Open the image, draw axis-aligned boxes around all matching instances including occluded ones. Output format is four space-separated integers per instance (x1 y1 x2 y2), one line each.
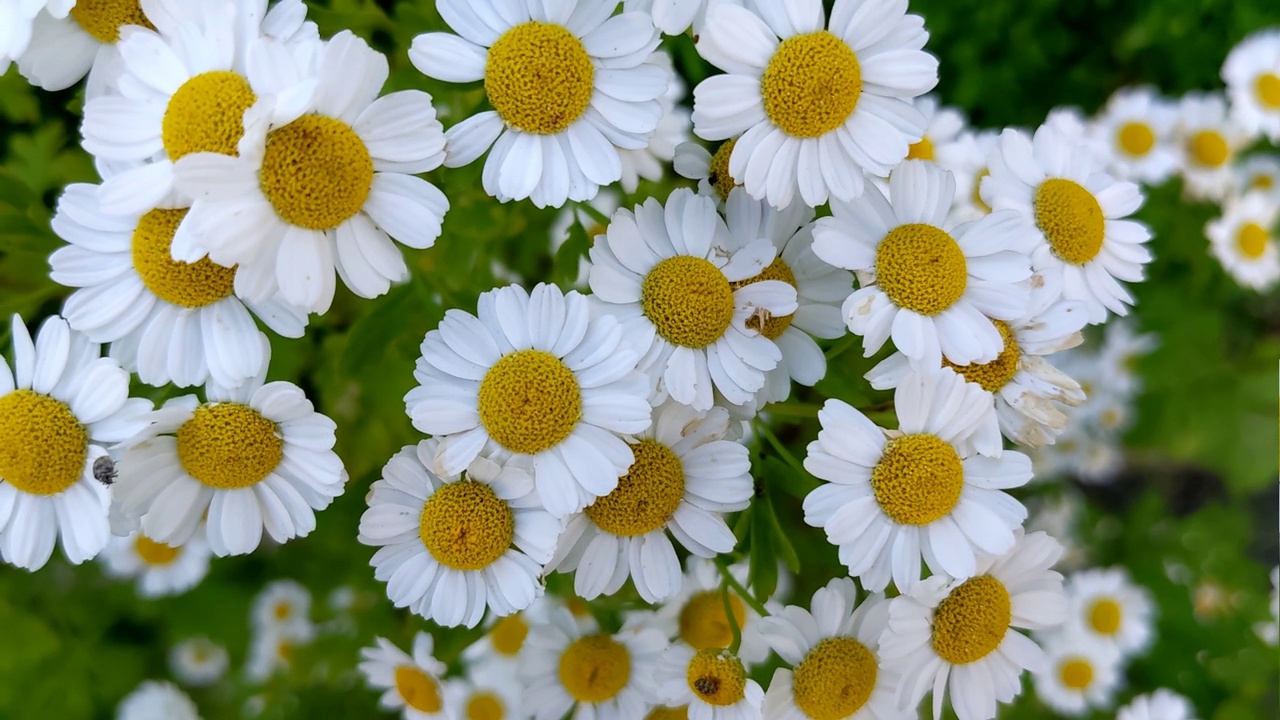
99 526 212 598
1205 191 1280 291
359 632 451 720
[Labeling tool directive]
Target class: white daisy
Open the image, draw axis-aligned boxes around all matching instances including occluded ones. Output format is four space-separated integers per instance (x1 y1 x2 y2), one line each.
879 530 1069 720
1043 106 1106 162
1116 689 1197 720
1091 86 1179 185
619 51 692 193
99 526 211 597
116 680 201 720
1174 92 1252 201
937 129 999 224
359 632 451 720
656 644 764 720
812 159 1032 369
0 0 59 74
692 0 938 208
169 637 230 687
1031 634 1122 717
906 96 966 165
1232 153 1280 200
251 578 315 640
624 0 744 36
587 188 798 411
982 124 1153 324
673 137 741 204
0 314 153 571
1092 320 1157 398
245 626 311 683
1206 191 1280 291
15 0 141 92
1063 567 1154 658
649 557 775 666
758 578 901 720
461 609 544 676
358 440 558 628
172 30 449 314
410 0 666 208
549 401 752 603
1223 29 1280 142
404 282 651 519
444 664 527 720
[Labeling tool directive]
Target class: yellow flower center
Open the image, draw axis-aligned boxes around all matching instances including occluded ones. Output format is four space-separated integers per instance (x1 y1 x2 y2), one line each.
0 390 88 496
761 31 861 139
477 350 582 455
972 169 991 214
1058 658 1094 691
1116 121 1155 157
1255 73 1280 110
642 256 735 348
490 613 529 656
645 707 689 720
260 115 373 231
943 320 1021 392
485 22 594 135
875 224 967 316
931 575 1012 665
730 257 798 339
679 591 746 650
1088 598 1122 635
1236 222 1269 260
273 601 292 620
132 208 237 309
162 71 257 161
686 649 747 707
134 535 181 566
176 403 282 490
418 481 514 571
69 0 153 43
1034 178 1105 265
466 691 505 720
870 434 964 526
907 136 935 161
585 439 685 536
791 637 878 720
1253 173 1275 190
558 634 631 703
394 665 443 714
707 139 739 201
1187 130 1229 168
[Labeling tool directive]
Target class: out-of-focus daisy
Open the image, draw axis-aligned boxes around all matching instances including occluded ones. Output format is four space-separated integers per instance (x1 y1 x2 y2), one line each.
173 30 448 314
1043 107 1106 162
906 97 966 165
1116 689 1197 720
1064 568 1154 658
692 0 938 208
619 51 691 193
1091 86 1179 184
1206 192 1280 291
1026 491 1086 570
1031 634 1121 717
802 372 1031 592
16 0 145 92
1174 92 1252 201
169 637 230 687
624 0 744 36
251 579 315 640
656 645 763 720
549 401 752 603
99 527 211 597
982 125 1153 324
359 632 450 720
879 530 1068 720
445 663 527 720
1222 29 1280 142
674 138 741 204
404 282 650 519
116 680 201 720
246 626 312 682
1092 320 1157 398
410 0 665 208
0 314 152 571
1254 567 1279 645
649 557 774 666
1232 154 1280 200
938 129 999 224
462 610 542 676
358 440 558 628
813 160 1031 369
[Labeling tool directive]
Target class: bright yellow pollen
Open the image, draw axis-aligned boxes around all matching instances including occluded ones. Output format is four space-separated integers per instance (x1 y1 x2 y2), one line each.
419 481 514 571
132 208 237 309
466 691 505 720
761 31 861 138
0 390 87 496
1088 598 1122 635
162 71 257 161
791 637 878 720
558 634 631 703
69 0 153 43
871 434 964 526
1059 658 1094 691
490 613 529 656
730 257 798 339
708 139 739 201
1117 122 1155 157
944 321 1021 392
642 256 735 348
1034 178 1106 265
645 707 689 720
1187 130 1229 168
973 169 991 214
686 649 747 707
477 350 582 455
875 224 967 316
931 575 1012 665
679 591 746 650
485 22 594 135
907 136 935 161
394 665 443 713
134 535 181 566
585 439 685 536
1237 222 1270 260
1255 73 1280 109
176 403 282 490
260 115 373 230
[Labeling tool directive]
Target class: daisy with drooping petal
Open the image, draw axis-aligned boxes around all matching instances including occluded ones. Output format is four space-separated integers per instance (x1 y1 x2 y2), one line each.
1174 92 1252 201
1116 689 1197 720
116 680 201 720
674 137 742 204
1206 192 1280 291
404 282 650 519
1063 567 1154 658
358 440 558 628
251 578 315 639
656 644 764 720
169 637 230 687
100 526 211 597
0 314 153 571
359 632 450 720
1091 86 1179 185
15 0 143 92
409 0 665 208
1031 634 1121 717
549 401 752 603
649 557 775 666
879 530 1069 720
1223 29 1280 142
588 188 797 411
618 51 692 193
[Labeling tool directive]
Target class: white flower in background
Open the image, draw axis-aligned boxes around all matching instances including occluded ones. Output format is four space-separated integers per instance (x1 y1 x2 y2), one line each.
1206 192 1280 291
674 137 741 204
1174 92 1252 201
1232 153 1280 200
1063 567 1154 658
1222 29 1280 142
937 129 999 224
410 0 665 208
656 644 764 720
624 0 744 36
0 314 152 571
1254 566 1279 645
1116 689 1198 720
1043 106 1107 162
99 527 211 597
461 609 540 679
1091 86 1179 184
618 51 691 193
445 662 528 720
692 0 938 208
649 557 775 666
15 0 139 92
251 579 315 640
359 633 451 720
1026 491 1087 570
1092 320 1157 397
169 637 230 687
906 96 967 166
1031 633 1122 717
116 680 201 720
245 626 313 683
549 190 619 289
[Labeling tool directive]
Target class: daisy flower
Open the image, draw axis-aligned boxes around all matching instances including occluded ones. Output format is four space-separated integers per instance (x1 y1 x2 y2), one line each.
0 314 153 571
1232 153 1280 200
1174 92 1252 201
548 401 752 603
172 30 449 314
116 680 201 720
359 632 450 720
1063 567 1154 658
813 160 1032 369
1116 690 1197 720
15 0 143 92
169 637 230 687
99 526 211 597
0 0 58 73
802 372 1032 593
938 129 999 224
404 282 651 519
1223 29 1280 142
656 644 764 720
444 664 526 720
649 557 774 666
358 440 558 628
245 626 311 682
624 0 744 36
758 578 901 720
879 530 1069 720
674 137 742 204
692 0 938 208
251 578 315 639
981 125 1153 324
521 608 667 720
49 181 308 390
1031 634 1122 717
618 51 692 193
587 188 797 411
905 96 966 165
1091 86 1179 185
409 0 665 208
462 610 536 676
1206 191 1280 291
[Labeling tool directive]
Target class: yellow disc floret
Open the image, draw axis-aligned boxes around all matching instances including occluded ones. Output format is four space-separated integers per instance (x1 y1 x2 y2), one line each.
162 71 257 161
132 208 237 309
0 390 88 496
875 224 967 316
176 403 282 490
791 637 878 720
1034 178 1106 265
972 169 991 214
1255 73 1280 109
944 320 1021 392
645 707 689 720
585 439 685 536
1236 222 1270 259
1059 658 1094 691
1088 598 1122 635
870 434 964 526
558 634 631 703
708 139 739 201
907 136 935 161
134 535 181 565
686 649 747 707
1117 122 1155 157
761 31 861 139
260 115 374 231
69 0 153 43
642 256 735 348
395 665 443 713
931 575 1012 665
1187 130 1229 168
490 613 529 656
730 257 798 339
418 481 514 571
485 22 594 135
679 591 746 650
477 350 582 455
466 691 505 720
